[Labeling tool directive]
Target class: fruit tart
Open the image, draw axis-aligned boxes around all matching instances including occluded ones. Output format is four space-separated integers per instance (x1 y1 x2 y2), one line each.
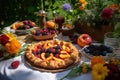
25 40 80 70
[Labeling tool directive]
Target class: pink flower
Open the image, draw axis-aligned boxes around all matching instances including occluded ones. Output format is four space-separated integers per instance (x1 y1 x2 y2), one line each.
101 8 113 20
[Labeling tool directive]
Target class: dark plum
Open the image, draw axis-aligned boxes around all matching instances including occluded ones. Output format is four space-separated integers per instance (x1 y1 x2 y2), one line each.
45 52 50 58
55 49 60 54
36 50 41 55
41 48 45 52
46 48 52 53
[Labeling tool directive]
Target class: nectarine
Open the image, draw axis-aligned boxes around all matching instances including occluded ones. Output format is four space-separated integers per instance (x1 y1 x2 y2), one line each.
77 34 92 47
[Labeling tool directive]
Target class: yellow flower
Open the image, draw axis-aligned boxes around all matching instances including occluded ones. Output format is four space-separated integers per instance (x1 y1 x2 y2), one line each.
81 62 89 73
92 63 109 80
4 39 21 55
5 33 16 41
110 57 120 65
82 67 88 73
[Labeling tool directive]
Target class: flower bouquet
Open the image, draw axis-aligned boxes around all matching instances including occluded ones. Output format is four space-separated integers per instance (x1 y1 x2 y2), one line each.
0 31 21 60
61 56 120 80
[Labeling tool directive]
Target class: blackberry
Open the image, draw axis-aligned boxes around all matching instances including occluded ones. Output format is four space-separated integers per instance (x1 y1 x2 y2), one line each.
105 46 113 53
55 45 61 49
84 48 90 53
36 50 41 55
46 48 52 53
101 51 107 56
55 49 60 54
93 50 99 54
41 48 45 52
45 53 50 58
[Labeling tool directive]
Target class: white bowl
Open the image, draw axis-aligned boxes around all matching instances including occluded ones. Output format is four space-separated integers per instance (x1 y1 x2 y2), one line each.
80 43 114 59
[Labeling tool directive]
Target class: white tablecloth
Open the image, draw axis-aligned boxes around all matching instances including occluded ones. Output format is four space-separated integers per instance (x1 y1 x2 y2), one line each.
0 33 92 80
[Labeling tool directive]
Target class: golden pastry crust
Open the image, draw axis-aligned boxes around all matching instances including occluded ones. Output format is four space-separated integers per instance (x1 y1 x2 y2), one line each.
25 40 80 69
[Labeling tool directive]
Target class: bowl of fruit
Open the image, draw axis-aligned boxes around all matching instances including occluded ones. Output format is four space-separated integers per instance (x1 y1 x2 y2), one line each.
31 28 57 40
80 43 114 59
11 20 36 34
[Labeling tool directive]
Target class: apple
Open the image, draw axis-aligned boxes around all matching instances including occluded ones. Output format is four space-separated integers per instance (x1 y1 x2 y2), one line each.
77 34 92 47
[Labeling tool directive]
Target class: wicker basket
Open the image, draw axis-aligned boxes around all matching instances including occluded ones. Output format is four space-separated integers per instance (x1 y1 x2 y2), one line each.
32 34 56 41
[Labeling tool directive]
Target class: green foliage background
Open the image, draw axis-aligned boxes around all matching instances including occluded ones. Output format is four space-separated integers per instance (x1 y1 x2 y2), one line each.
0 0 40 28
0 0 119 29
0 0 77 29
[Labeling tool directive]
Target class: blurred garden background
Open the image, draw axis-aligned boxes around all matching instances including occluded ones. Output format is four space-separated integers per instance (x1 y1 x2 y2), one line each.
0 0 120 29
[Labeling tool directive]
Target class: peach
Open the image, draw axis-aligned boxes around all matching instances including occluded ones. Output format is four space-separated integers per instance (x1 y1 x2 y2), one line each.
41 52 45 60
45 20 56 29
59 53 70 59
77 34 92 47
46 53 53 60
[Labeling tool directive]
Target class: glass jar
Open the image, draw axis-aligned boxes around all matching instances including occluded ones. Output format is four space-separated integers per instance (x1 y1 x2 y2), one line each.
104 32 120 49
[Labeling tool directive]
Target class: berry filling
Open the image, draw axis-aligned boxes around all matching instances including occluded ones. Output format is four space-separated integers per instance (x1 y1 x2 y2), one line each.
31 43 72 60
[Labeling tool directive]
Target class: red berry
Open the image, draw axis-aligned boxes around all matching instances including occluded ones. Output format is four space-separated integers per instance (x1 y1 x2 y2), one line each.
37 45 42 49
11 61 20 69
32 49 37 54
55 54 60 58
51 48 56 53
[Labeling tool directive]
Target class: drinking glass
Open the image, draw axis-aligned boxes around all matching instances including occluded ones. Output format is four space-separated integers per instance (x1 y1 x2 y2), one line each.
55 16 65 32
104 32 120 49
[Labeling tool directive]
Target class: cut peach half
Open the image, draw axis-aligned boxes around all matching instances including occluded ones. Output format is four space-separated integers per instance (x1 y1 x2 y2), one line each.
65 47 71 53
46 53 53 60
41 52 45 60
43 43 49 49
62 45 66 50
60 50 68 54
60 53 70 59
53 57 63 62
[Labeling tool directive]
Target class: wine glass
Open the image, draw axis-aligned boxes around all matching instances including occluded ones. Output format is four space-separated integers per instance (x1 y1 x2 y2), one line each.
55 16 65 33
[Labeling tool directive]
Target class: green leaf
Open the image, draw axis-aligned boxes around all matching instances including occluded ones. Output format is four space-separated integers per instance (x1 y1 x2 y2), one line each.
60 66 81 80
18 43 29 54
114 22 120 31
